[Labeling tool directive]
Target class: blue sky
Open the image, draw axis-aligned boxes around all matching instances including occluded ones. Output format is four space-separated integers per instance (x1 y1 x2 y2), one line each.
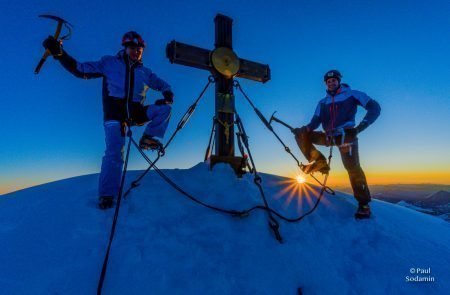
1 0 449 194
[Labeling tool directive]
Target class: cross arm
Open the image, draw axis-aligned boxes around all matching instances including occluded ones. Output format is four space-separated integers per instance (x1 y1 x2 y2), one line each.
166 40 211 71
237 58 271 83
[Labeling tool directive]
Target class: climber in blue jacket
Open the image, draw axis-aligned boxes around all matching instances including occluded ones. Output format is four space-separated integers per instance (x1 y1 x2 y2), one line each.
295 70 381 219
43 31 174 209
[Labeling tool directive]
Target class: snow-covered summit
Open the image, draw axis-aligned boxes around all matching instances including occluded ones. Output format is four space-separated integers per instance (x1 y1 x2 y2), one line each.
1 163 449 294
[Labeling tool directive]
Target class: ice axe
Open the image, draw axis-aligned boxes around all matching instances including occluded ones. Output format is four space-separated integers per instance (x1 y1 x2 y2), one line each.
269 111 335 194
269 111 295 133
34 14 73 74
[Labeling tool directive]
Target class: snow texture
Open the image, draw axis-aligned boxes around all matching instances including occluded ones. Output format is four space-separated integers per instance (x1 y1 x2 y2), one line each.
1 163 449 294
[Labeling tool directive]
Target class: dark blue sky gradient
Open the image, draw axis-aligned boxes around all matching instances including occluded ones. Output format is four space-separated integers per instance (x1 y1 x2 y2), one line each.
1 0 449 193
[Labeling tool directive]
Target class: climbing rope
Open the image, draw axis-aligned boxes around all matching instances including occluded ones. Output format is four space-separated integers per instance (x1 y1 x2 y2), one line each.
98 76 339 292
97 126 133 295
124 76 216 198
234 112 282 242
233 80 335 195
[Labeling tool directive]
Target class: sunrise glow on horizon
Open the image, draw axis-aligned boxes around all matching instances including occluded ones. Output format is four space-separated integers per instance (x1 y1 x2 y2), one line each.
1 0 449 196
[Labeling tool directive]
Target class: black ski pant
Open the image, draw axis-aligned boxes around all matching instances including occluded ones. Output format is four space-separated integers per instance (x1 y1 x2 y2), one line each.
295 130 371 205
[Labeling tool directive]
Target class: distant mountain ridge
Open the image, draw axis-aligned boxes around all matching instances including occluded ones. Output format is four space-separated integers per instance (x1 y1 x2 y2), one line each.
336 184 450 203
419 190 450 207
335 184 450 221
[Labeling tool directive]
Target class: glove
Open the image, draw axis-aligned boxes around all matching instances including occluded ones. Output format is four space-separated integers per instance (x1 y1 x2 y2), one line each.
293 126 310 136
162 90 174 104
155 99 166 105
355 121 369 133
42 36 63 58
345 128 358 138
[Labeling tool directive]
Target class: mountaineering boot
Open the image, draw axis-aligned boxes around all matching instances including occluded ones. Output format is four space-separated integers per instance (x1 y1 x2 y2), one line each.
301 159 330 175
355 204 371 219
139 134 163 151
98 196 114 209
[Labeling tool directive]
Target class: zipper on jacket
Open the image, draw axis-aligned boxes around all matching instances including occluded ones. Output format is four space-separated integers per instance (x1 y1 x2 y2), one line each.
125 59 136 122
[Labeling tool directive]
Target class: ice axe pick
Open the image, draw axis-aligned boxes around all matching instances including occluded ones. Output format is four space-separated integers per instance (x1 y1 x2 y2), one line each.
34 14 73 74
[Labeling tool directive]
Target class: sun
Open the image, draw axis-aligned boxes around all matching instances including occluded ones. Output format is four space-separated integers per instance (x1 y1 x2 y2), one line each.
296 174 306 184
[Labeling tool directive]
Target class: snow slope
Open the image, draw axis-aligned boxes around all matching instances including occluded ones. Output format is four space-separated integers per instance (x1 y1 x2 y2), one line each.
1 163 449 294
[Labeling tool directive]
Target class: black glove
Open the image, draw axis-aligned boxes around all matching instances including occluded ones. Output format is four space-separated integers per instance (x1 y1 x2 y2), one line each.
355 121 369 133
162 90 174 104
155 99 166 105
42 36 63 58
293 126 310 136
345 128 358 138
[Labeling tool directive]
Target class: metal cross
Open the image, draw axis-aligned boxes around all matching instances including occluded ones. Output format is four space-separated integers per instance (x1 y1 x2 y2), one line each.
166 14 270 174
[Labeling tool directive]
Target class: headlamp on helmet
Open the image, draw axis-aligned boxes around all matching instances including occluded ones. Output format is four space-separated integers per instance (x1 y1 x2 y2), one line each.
122 31 146 48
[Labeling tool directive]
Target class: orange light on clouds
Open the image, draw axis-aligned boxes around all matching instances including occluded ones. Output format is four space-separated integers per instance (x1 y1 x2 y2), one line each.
324 170 450 187
366 170 450 185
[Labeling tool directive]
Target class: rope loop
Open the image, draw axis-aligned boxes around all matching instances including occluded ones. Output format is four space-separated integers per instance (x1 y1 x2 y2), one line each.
208 75 216 83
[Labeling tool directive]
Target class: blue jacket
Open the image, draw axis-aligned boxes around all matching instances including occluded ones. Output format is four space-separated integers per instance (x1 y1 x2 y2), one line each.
307 85 381 135
58 50 171 122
